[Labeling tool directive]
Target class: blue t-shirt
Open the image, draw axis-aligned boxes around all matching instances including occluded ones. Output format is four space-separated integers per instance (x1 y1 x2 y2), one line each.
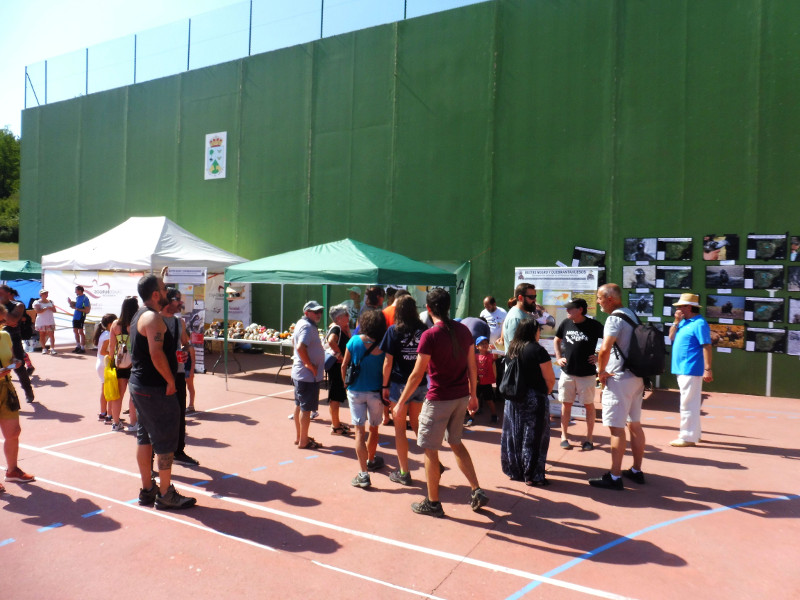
74 294 90 320
379 324 427 383
346 334 385 392
671 315 711 376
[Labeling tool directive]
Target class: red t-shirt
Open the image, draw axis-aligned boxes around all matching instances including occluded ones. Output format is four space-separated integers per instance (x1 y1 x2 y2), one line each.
476 352 496 385
417 320 473 401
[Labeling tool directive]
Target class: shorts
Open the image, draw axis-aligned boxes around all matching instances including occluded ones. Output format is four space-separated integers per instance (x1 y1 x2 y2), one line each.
96 357 106 382
293 379 320 412
348 389 383 427
417 396 470 449
129 383 179 454
476 383 495 405
36 324 55 332
116 367 132 380
73 316 86 329
558 373 597 406
389 380 427 404
601 374 645 428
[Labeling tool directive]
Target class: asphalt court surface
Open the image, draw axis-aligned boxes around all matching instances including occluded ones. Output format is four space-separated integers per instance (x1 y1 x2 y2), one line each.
3 350 799 599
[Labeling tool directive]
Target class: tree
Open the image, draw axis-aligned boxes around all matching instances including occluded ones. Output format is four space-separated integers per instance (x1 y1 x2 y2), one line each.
0 128 20 199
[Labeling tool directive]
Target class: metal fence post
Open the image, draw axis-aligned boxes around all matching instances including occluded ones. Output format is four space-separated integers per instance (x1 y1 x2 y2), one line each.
187 18 192 71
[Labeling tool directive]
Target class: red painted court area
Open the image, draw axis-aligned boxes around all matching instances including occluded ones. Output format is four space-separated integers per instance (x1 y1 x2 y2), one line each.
3 349 799 599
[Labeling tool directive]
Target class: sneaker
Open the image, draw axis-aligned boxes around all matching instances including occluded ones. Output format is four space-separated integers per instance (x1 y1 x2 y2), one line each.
41 348 48 355
411 497 445 518
311 411 319 419
25 391 35 404
26 366 35 376
185 406 196 414
74 345 81 353
50 349 57 356
470 487 489 511
98 412 108 421
669 438 696 447
622 468 646 485
111 422 126 432
389 470 412 486
154 484 197 510
464 417 473 427
5 467 35 483
366 455 385 471
127 423 139 433
138 480 158 506
104 414 113 423
581 441 594 451
174 452 200 466
351 472 371 488
560 439 572 450
589 471 624 490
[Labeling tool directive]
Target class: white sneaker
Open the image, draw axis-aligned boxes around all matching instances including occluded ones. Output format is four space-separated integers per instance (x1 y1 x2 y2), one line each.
50 349 57 355
42 349 47 355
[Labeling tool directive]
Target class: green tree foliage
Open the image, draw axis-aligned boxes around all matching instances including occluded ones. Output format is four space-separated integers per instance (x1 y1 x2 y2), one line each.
0 128 20 242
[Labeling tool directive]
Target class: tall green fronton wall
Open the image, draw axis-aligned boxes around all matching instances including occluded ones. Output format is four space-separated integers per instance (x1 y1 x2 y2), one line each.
20 0 800 398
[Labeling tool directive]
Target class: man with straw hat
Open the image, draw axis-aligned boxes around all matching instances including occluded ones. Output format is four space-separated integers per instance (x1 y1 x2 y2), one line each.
668 293 712 448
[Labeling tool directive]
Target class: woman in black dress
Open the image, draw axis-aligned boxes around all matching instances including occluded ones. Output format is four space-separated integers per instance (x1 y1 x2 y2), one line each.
500 318 556 486
326 304 352 436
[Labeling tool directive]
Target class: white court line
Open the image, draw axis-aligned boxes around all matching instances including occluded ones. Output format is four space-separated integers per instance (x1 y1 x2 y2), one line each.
312 560 448 600
20 442 634 600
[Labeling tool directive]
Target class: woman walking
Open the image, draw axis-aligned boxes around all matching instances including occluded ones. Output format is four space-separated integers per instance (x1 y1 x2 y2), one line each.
110 297 139 431
500 318 556 486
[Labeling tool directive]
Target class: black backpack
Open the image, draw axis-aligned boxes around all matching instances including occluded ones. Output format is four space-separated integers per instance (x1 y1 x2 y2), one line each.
498 354 527 403
611 310 666 379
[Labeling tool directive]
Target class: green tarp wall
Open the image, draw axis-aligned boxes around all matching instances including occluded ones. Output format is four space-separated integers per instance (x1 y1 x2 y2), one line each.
19 0 800 397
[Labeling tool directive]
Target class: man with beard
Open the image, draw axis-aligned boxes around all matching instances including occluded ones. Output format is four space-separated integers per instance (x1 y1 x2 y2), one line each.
502 283 537 347
130 275 196 511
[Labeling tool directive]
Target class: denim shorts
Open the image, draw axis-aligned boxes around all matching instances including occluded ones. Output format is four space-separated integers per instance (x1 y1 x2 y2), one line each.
348 389 383 427
129 383 179 454
389 381 428 404
293 379 320 412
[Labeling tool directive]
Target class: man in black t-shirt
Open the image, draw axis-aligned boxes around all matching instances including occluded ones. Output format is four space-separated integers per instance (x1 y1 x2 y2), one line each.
553 298 604 451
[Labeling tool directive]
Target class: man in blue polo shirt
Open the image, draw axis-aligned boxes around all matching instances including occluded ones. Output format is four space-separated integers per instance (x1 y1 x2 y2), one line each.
668 293 713 447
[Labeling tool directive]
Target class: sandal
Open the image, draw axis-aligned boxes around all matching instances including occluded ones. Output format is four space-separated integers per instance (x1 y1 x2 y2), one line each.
300 438 322 450
331 425 350 435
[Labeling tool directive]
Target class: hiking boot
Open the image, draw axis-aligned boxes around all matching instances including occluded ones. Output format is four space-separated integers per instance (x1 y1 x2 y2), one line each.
589 471 624 490
411 497 445 518
138 480 158 506
389 470 412 486
470 487 489 511
154 484 197 510
174 452 200 466
5 467 35 483
622 468 646 485
581 441 594 451
366 455 384 471
351 473 371 488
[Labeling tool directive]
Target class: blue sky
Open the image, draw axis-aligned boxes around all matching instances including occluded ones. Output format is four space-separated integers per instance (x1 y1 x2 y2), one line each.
1 0 483 138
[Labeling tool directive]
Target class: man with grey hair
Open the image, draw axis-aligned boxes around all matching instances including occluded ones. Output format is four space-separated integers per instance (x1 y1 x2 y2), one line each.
292 301 326 449
590 283 646 490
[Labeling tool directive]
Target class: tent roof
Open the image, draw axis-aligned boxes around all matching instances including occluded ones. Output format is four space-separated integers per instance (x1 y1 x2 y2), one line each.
0 260 42 280
41 217 247 272
225 239 457 287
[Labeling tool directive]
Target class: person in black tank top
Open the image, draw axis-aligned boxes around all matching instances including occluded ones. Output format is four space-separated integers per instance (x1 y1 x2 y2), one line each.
128 274 196 511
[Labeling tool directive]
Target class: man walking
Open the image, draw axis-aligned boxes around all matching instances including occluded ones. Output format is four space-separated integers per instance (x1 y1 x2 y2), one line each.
668 293 712 447
69 285 91 353
396 288 488 518
129 275 196 510
0 285 35 403
553 298 604 451
590 283 646 490
292 301 326 450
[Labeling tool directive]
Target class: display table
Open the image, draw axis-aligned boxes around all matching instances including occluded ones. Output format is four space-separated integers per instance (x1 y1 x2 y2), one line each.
204 337 293 381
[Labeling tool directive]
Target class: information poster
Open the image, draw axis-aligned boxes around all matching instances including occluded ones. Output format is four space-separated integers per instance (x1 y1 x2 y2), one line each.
164 267 208 373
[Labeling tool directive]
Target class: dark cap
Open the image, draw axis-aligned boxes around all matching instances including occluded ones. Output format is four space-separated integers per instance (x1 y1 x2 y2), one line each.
564 298 588 313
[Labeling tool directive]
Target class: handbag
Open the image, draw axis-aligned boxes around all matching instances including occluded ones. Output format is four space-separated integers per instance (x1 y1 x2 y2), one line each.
498 353 528 403
344 339 379 387
104 357 121 401
115 333 132 369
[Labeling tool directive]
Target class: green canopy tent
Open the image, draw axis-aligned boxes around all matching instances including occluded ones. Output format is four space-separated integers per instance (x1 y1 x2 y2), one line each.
0 260 42 280
222 239 457 383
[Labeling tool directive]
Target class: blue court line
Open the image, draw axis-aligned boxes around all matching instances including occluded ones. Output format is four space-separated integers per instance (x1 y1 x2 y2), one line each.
191 480 211 486
0 538 15 547
82 509 104 518
38 523 64 533
505 494 799 600
305 455 319 460
251 466 267 472
331 450 344 455
221 473 239 479
279 460 293 465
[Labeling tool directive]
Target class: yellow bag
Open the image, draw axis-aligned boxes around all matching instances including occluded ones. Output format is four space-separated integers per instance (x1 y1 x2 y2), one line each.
103 357 121 401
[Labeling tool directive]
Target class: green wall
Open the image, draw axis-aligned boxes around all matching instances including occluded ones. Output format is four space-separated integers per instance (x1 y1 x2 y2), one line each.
20 0 800 397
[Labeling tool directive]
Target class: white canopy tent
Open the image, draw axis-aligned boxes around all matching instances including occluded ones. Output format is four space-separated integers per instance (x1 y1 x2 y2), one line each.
41 216 248 347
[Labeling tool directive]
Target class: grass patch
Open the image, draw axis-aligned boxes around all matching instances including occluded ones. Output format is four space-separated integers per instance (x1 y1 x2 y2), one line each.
0 243 19 260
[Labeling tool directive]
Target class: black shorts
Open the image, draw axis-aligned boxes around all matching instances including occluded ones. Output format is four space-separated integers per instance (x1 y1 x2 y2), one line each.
477 383 495 405
73 315 86 329
129 383 179 454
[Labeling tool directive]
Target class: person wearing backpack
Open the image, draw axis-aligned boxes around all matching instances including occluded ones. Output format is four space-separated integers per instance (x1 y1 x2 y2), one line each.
590 283 646 490
668 294 713 448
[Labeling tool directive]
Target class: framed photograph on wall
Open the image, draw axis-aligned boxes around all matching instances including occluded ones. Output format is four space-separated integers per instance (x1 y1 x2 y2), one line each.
789 298 800 324
628 293 654 317
744 297 784 322
746 233 787 260
624 238 657 262
657 237 693 261
788 330 800 356
662 293 683 317
790 236 799 262
706 295 745 320
709 323 746 349
656 266 693 289
706 265 745 289
703 234 739 261
746 327 786 353
788 267 800 291
745 265 784 290
572 246 606 268
623 265 656 289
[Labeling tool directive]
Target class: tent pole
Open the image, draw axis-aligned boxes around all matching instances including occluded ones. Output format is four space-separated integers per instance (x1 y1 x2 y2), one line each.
280 284 284 332
322 285 329 329
224 281 229 390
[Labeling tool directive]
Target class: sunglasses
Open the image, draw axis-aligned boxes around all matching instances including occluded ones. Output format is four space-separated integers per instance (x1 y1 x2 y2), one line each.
525 294 537 300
